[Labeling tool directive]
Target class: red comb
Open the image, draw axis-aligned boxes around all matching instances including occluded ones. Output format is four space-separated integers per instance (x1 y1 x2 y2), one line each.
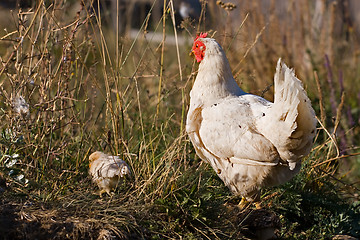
194 32 208 41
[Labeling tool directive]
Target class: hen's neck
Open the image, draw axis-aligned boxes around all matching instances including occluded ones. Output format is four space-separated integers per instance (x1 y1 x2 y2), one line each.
191 50 244 105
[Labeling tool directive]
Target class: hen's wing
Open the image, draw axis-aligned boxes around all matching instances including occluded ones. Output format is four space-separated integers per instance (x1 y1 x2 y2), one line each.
190 96 280 167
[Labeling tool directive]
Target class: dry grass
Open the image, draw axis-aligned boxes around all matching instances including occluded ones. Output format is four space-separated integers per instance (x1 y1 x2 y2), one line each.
0 0 359 239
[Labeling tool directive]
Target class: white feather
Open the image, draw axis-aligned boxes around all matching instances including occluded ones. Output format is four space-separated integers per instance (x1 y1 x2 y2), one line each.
89 151 131 195
186 37 316 200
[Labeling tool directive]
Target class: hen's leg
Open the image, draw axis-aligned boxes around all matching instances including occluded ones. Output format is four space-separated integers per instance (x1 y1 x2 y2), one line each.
238 191 261 209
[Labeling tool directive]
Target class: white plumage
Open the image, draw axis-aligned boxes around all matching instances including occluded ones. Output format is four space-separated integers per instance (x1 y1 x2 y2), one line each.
187 35 317 203
88 151 131 196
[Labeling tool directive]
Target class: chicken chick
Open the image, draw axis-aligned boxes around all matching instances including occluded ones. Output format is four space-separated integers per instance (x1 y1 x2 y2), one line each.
89 151 131 197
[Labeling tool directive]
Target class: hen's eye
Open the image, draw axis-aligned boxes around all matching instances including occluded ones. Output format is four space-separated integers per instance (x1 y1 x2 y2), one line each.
196 44 198 47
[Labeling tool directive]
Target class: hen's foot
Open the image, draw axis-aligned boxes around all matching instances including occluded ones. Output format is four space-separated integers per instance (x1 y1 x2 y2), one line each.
238 197 262 209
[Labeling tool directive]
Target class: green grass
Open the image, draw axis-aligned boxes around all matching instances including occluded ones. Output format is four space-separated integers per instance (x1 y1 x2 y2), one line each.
0 0 359 239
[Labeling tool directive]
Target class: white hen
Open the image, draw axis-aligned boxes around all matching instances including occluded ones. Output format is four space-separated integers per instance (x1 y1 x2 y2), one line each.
89 151 131 196
186 33 317 204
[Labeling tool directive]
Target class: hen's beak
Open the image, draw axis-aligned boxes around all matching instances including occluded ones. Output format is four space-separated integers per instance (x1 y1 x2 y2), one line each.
189 50 195 57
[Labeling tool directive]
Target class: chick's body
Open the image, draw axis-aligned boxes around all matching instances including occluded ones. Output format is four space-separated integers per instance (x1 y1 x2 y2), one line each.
89 151 130 196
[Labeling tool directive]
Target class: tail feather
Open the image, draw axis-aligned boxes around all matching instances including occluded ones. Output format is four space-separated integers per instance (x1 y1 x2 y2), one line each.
274 60 301 134
258 59 316 169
